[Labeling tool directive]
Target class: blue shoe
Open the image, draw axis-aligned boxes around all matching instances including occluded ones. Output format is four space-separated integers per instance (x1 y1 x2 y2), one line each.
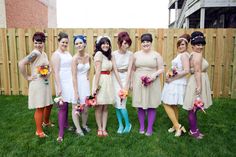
117 125 124 134
123 124 132 133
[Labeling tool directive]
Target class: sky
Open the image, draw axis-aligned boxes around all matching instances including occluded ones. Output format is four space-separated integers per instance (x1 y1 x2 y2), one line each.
57 0 171 28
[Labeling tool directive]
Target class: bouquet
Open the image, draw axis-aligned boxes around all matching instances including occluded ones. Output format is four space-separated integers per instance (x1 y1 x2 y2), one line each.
54 96 64 106
37 65 49 85
141 76 153 87
167 66 178 78
118 89 128 104
85 86 101 107
74 100 85 115
193 96 206 114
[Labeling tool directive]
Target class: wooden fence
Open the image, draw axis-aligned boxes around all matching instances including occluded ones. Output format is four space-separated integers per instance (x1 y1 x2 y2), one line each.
0 28 235 98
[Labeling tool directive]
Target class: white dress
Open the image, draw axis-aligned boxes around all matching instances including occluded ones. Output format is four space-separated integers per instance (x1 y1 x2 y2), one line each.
161 53 188 105
54 51 74 103
112 50 132 109
73 63 91 104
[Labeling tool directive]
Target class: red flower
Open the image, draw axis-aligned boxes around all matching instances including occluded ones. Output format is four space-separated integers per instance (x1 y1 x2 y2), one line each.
193 96 206 114
167 66 178 78
85 86 101 107
141 76 153 87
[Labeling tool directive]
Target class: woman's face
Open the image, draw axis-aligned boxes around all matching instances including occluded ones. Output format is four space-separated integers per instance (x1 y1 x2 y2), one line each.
101 42 110 52
120 40 130 52
58 38 69 51
141 41 152 52
34 40 44 52
178 41 187 53
192 44 204 53
75 38 86 52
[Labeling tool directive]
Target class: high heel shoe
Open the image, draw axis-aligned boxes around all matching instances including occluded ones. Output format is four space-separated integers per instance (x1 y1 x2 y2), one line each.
168 126 175 133
175 125 186 137
189 130 203 139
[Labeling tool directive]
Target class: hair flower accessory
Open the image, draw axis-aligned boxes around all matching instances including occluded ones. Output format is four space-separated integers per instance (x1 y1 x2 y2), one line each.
96 35 111 44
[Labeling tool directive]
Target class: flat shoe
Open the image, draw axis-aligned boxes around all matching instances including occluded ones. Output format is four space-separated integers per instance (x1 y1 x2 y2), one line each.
35 132 48 138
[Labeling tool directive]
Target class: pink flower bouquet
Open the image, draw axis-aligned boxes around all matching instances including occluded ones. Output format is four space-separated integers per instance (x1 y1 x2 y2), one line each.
85 86 101 107
141 76 153 87
193 96 206 114
118 89 128 104
54 96 64 106
74 104 85 115
167 66 178 78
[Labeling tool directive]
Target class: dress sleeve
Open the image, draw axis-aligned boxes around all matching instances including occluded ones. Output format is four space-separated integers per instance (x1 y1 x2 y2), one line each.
94 51 103 62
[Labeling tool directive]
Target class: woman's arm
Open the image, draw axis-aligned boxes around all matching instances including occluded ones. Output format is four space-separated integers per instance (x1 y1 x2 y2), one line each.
72 55 79 101
193 53 202 95
87 55 91 80
151 53 164 80
124 53 134 90
112 53 123 89
130 56 136 90
93 60 102 94
51 52 62 96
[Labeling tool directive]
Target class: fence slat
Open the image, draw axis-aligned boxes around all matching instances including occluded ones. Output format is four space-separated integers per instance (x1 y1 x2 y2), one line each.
231 29 236 99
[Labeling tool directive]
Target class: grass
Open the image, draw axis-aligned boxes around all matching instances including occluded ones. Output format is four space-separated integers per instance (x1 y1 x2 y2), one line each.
0 95 235 157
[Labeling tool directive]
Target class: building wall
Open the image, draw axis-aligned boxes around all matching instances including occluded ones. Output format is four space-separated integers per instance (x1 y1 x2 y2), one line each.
0 0 7 27
5 0 48 28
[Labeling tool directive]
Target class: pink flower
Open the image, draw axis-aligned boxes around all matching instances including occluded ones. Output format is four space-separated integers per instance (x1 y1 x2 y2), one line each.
85 85 101 107
141 76 153 87
118 89 128 104
193 96 206 114
167 66 178 78
74 104 85 115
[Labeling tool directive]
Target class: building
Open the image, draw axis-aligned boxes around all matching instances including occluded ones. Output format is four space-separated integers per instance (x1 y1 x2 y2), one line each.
168 0 236 28
0 0 57 28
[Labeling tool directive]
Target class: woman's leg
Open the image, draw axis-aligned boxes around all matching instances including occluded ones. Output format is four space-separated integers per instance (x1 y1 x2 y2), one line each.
116 108 124 133
95 105 103 131
81 106 89 129
172 105 179 122
146 108 156 135
102 105 108 131
35 107 44 134
64 102 69 128
71 105 83 133
58 102 68 138
163 104 180 130
43 104 53 126
120 108 131 133
138 108 146 133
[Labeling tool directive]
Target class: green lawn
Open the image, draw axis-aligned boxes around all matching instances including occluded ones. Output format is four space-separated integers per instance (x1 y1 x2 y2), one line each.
0 95 235 157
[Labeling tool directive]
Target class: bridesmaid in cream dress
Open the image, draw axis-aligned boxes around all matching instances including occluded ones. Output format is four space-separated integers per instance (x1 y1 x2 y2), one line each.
183 31 212 139
93 36 114 137
132 33 164 136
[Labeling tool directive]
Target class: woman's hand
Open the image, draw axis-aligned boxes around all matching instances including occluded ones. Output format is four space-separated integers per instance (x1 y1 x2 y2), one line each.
195 87 201 95
27 75 37 81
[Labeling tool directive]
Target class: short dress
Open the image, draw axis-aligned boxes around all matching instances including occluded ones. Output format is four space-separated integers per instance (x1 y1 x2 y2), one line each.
92 51 114 105
54 51 74 103
112 50 132 109
183 54 212 110
28 50 53 109
132 51 162 109
161 53 188 105
73 62 91 104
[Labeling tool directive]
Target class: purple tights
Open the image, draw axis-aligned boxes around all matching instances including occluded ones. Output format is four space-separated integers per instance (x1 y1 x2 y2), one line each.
58 102 69 138
138 108 156 134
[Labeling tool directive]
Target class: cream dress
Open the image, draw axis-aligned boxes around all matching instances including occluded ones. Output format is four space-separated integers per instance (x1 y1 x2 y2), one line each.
183 54 212 110
132 51 162 109
28 50 53 109
93 51 114 105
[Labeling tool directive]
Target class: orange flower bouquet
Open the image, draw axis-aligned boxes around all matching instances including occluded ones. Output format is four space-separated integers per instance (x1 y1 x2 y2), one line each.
118 89 128 104
37 65 49 85
167 66 178 78
85 86 101 107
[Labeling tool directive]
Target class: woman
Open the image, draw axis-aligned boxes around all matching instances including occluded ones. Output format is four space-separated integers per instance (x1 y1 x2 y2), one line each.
93 36 114 137
183 31 212 139
112 32 133 134
132 33 164 136
18 32 53 138
161 34 190 137
71 35 91 136
51 32 74 142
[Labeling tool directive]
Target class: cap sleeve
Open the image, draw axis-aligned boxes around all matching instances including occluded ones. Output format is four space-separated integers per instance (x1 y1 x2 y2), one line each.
94 51 103 62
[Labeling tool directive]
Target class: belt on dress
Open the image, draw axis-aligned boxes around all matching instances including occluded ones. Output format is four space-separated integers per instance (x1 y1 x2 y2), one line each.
101 71 110 75
117 69 128 73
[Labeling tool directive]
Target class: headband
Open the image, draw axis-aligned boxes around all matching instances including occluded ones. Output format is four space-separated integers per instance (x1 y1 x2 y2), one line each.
74 35 87 44
178 37 188 43
96 35 111 44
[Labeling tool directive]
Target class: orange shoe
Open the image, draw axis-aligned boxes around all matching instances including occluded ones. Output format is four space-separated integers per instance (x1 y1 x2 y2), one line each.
35 132 48 138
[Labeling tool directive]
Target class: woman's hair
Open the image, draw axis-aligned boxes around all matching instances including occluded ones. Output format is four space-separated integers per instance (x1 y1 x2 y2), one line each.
117 31 132 48
177 33 191 48
58 32 68 42
74 35 87 44
141 33 153 43
93 36 112 60
32 32 46 43
190 31 206 45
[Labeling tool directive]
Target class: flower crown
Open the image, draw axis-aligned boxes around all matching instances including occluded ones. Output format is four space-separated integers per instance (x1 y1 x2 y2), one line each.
96 35 111 44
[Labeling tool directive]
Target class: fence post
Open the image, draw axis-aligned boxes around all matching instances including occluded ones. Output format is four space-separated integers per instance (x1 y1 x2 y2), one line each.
231 30 236 99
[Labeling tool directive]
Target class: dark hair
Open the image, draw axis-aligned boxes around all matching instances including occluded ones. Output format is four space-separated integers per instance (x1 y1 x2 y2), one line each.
141 33 153 43
117 32 132 48
93 37 112 60
190 31 206 45
58 32 68 42
32 32 46 43
177 33 191 48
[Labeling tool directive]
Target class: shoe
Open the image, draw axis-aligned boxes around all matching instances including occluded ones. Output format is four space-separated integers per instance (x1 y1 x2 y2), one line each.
123 124 132 133
97 130 103 137
145 132 152 136
117 125 124 134
196 129 204 137
82 126 91 133
168 126 175 133
42 122 55 128
189 130 203 139
76 130 84 136
102 130 108 137
35 132 48 138
139 130 145 134
57 137 63 143
66 126 75 131
175 125 186 137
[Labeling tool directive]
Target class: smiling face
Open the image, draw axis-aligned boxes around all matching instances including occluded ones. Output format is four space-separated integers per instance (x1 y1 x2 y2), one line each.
33 40 44 52
58 38 69 52
141 41 152 52
192 44 204 53
101 41 110 52
120 40 130 52
74 38 86 52
178 40 187 53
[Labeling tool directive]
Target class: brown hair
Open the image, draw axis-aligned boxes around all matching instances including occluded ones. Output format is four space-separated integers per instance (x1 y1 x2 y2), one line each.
177 33 190 48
